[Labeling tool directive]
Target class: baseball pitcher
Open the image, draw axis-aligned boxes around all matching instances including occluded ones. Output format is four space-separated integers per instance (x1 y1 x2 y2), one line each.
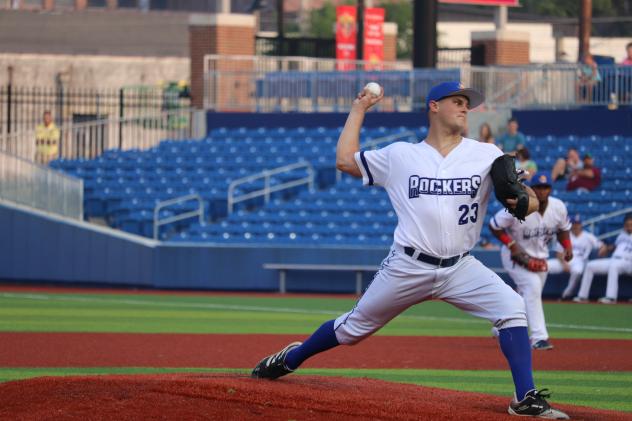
252 82 569 419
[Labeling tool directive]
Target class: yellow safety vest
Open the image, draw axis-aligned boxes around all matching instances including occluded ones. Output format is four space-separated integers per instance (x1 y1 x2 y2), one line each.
35 123 60 156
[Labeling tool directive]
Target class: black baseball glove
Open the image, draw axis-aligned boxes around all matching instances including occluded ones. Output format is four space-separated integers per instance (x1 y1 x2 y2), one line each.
490 154 530 221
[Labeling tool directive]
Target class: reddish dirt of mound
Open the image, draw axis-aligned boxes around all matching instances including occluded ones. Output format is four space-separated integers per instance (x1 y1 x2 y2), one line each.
0 374 628 421
2 332 631 371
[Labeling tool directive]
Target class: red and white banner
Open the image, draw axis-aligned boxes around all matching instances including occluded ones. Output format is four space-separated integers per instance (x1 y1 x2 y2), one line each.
336 5 357 71
439 0 519 6
363 7 385 70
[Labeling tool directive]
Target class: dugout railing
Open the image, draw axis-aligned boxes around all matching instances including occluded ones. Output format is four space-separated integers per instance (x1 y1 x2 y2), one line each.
227 161 316 215
153 193 205 240
584 207 632 241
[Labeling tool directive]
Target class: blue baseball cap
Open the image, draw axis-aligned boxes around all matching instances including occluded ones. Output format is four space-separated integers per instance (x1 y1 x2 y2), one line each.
529 172 552 188
425 81 484 109
571 214 582 224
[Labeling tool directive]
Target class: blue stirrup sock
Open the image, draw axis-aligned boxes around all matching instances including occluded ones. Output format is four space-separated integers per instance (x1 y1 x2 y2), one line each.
285 319 340 370
498 326 536 401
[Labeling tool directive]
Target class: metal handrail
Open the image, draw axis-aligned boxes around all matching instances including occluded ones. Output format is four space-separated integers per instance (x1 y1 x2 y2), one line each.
227 161 315 215
583 206 632 240
153 193 204 240
0 148 83 220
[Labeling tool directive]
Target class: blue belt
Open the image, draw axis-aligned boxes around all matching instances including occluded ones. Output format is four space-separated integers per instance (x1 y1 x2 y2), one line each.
404 247 469 267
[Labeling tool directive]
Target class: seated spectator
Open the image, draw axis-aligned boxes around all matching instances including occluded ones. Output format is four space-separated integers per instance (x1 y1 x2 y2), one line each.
576 53 601 103
551 147 582 181
621 42 632 65
515 147 537 181
478 122 495 144
497 118 525 154
566 153 601 192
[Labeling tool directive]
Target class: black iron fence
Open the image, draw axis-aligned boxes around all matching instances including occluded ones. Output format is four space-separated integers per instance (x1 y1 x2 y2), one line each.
438 47 474 68
255 37 474 68
256 36 336 58
0 83 190 136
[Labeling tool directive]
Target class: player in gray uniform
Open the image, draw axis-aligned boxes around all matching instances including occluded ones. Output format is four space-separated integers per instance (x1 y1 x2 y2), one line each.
251 82 569 419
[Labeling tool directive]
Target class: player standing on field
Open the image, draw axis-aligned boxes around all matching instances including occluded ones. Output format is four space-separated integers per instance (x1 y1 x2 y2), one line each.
547 214 606 300
252 82 570 419
573 213 632 304
490 172 573 351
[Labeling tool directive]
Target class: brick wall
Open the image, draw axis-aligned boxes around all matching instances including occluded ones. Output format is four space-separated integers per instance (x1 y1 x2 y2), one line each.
189 14 255 109
472 40 529 65
383 22 398 62
471 31 530 66
42 0 55 10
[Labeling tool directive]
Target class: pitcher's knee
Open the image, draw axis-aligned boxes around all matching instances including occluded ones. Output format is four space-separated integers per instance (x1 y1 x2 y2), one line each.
333 324 372 345
333 312 381 345
496 316 528 329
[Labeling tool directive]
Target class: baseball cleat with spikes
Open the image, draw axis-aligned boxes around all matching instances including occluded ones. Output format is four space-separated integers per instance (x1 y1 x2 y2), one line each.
508 389 569 419
251 341 302 380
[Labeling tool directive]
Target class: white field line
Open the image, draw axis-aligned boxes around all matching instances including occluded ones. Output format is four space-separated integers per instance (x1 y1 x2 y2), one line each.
1 292 632 334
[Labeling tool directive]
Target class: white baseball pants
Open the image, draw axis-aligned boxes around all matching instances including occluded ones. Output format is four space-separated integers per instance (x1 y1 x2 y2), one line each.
334 247 527 345
547 258 586 298
576 257 632 300
501 248 548 345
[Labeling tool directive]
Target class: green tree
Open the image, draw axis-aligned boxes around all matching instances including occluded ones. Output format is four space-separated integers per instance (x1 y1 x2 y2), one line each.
307 0 412 59
308 0 354 38
379 1 413 59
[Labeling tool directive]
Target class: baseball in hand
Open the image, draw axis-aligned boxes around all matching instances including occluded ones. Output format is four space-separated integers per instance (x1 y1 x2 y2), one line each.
364 82 382 97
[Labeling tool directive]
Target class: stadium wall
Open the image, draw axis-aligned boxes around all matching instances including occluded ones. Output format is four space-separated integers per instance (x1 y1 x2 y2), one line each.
514 107 632 136
3 201 628 299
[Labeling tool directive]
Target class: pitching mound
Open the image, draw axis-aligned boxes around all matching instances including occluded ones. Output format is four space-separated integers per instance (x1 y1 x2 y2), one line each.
0 374 627 420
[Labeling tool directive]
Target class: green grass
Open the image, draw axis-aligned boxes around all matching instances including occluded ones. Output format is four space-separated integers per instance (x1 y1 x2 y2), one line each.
1 290 631 413
1 367 630 412
1 291 631 339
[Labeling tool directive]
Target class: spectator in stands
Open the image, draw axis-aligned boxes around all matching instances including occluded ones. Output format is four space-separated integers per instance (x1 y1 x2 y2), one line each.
515 147 537 181
566 153 601 192
497 118 525 154
35 110 60 165
551 147 582 182
576 53 601 103
478 122 495 144
621 42 632 65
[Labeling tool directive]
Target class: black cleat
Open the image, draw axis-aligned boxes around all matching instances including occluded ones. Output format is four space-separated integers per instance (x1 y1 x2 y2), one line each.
251 342 301 380
509 389 569 419
532 340 554 350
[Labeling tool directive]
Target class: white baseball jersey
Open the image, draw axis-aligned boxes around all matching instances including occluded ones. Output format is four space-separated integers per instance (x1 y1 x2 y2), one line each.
354 138 502 257
612 231 632 261
490 197 571 259
553 230 603 262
